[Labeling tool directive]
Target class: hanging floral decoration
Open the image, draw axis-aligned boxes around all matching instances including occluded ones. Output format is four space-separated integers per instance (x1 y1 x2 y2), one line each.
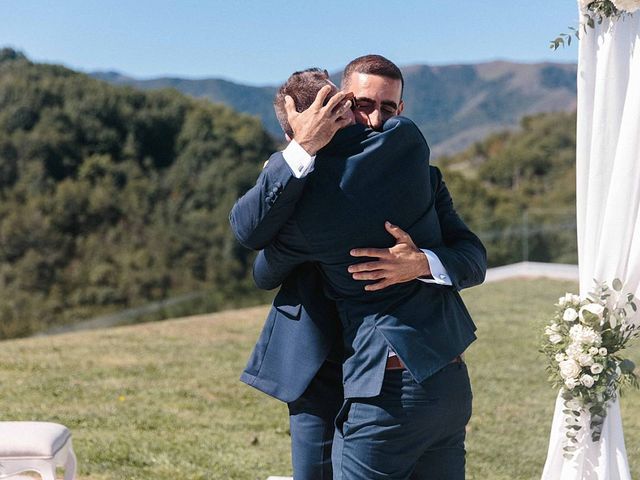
550 1 639 49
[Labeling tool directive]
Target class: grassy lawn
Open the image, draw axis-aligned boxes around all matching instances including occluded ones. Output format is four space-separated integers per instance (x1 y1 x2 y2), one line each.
1 279 638 479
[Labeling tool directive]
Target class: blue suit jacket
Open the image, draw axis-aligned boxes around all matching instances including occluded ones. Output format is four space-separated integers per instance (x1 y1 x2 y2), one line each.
230 117 486 401
230 148 342 403
251 117 486 398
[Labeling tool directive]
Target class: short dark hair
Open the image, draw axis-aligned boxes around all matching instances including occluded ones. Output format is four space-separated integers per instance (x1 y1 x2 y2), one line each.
341 54 404 95
273 68 332 138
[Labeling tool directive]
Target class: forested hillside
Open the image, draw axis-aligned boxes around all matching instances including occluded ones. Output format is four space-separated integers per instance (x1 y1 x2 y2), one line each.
0 49 578 339
441 111 577 266
0 48 275 338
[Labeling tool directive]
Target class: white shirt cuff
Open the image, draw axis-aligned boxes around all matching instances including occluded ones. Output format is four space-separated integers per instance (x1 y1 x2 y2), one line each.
418 249 453 286
282 140 316 178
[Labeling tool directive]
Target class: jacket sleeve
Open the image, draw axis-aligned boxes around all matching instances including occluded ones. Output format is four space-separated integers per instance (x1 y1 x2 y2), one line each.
428 166 487 290
252 220 312 290
229 152 308 250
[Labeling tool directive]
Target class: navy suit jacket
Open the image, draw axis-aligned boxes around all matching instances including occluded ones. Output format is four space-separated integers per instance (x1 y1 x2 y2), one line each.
251 117 486 398
231 149 342 403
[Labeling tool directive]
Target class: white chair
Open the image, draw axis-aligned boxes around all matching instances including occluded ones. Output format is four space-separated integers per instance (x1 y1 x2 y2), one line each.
0 422 76 480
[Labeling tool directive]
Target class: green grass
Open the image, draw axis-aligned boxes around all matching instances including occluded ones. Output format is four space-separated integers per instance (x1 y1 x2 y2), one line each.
0 280 638 479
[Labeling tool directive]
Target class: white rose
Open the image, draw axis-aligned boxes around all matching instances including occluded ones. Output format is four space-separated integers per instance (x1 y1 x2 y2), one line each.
565 377 579 390
572 294 582 304
611 0 640 13
599 347 608 356
589 347 599 355
563 308 578 322
578 354 594 367
558 296 567 306
580 374 595 388
591 364 604 374
555 353 567 362
559 359 581 379
580 303 605 323
549 334 563 344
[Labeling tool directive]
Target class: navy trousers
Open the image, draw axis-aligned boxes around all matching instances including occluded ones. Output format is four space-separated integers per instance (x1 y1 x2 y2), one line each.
332 362 473 480
288 360 343 480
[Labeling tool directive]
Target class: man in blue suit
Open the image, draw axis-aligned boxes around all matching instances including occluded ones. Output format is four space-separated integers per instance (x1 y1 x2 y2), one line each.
230 57 486 479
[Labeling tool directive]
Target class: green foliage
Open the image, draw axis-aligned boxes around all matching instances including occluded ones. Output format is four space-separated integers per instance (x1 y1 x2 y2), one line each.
0 49 276 338
439 111 578 267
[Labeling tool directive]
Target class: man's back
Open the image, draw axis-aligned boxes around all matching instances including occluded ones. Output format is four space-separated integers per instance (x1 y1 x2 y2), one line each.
254 117 479 397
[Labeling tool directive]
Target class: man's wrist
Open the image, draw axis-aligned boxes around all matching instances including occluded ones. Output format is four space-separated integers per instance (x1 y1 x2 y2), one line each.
419 249 453 286
296 139 320 156
283 141 316 178
415 250 431 279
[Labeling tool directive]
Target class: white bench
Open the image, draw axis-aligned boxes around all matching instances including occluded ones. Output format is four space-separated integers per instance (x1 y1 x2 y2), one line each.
0 422 76 480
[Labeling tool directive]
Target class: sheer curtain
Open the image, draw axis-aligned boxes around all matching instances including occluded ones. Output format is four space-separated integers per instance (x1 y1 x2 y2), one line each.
541 7 640 480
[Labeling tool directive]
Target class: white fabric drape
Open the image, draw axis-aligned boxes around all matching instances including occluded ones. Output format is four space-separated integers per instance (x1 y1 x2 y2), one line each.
541 7 640 480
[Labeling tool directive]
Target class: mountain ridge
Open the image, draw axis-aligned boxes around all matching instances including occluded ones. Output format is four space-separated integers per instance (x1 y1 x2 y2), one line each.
92 60 577 157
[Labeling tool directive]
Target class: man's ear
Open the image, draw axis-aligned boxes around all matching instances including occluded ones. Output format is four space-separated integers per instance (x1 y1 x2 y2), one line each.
397 100 405 115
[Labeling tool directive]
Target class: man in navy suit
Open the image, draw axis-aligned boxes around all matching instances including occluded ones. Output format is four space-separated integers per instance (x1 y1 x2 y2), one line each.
230 57 486 479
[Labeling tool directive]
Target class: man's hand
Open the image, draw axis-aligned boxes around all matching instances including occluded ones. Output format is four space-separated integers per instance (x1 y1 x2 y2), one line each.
285 85 354 156
348 222 431 291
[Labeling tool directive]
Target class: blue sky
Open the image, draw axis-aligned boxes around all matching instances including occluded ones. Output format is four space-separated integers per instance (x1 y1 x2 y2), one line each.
3 0 580 85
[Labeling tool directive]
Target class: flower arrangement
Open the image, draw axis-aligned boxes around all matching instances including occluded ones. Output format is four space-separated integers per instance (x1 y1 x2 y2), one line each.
551 0 639 49
542 280 639 457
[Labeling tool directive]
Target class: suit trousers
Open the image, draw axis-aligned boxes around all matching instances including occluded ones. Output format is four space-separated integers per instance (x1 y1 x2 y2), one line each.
288 360 343 480
332 362 472 480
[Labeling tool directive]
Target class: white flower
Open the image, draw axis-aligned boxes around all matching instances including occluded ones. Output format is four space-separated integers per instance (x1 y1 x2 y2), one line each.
578 353 594 367
580 303 605 323
580 374 595 388
611 0 640 13
599 347 608 356
563 308 579 322
549 334 563 344
565 377 579 390
569 324 602 346
545 324 560 335
559 359 581 379
566 343 583 360
562 293 582 306
591 364 604 374
589 347 599 356
555 353 567 362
